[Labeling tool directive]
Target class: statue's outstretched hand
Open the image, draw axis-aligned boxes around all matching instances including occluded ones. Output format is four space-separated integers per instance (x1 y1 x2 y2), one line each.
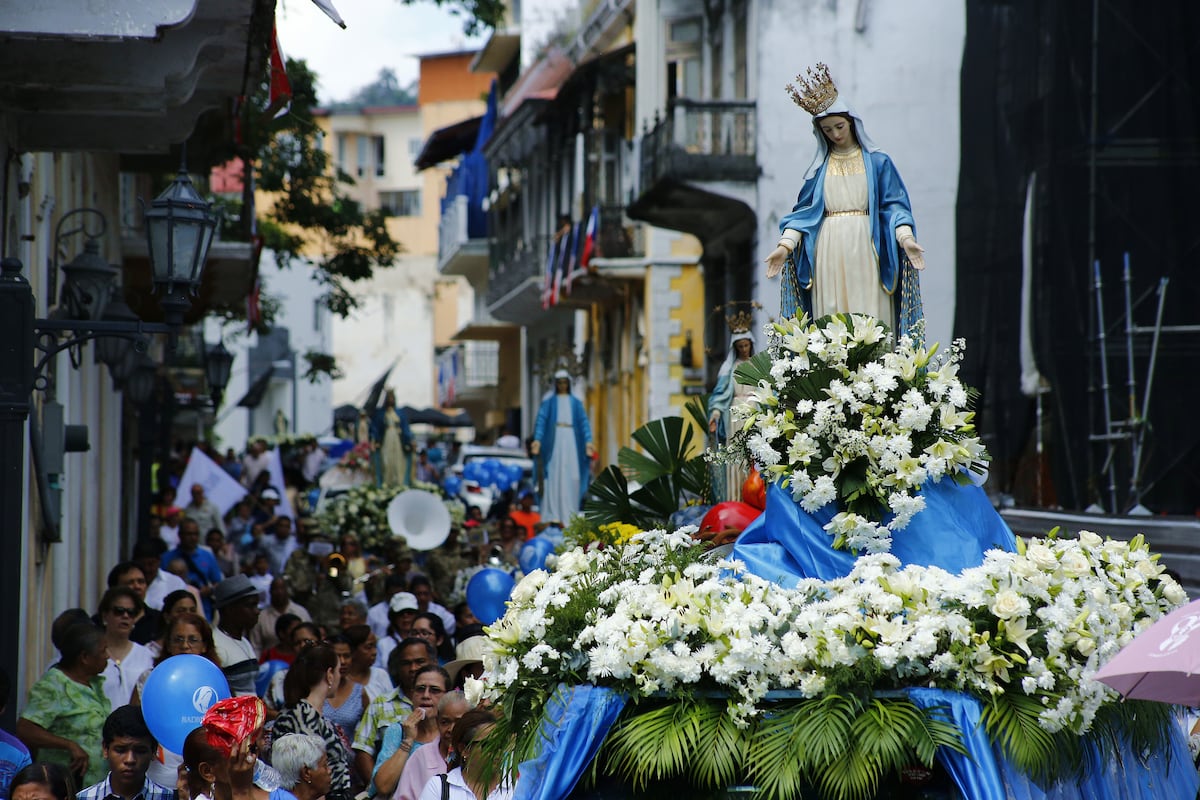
902 237 926 271
765 245 790 279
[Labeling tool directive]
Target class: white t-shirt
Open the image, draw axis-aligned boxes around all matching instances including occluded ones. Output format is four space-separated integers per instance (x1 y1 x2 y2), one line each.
102 642 156 708
418 768 512 800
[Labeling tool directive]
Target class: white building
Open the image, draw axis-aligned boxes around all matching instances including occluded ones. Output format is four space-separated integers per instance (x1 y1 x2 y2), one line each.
207 248 334 445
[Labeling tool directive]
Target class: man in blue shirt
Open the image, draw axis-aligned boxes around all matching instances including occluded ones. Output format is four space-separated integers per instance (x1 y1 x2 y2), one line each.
0 668 31 800
162 518 225 619
76 705 174 800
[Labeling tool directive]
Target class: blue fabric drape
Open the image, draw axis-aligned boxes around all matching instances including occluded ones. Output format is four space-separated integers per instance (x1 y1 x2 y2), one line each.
905 688 1008 800
512 684 626 800
732 479 1016 585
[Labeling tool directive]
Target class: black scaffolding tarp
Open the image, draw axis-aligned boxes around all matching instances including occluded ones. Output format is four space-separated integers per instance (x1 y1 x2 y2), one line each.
956 0 1200 513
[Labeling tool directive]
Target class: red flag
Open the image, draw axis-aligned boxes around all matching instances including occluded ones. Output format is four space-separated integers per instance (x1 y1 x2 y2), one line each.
267 26 292 119
580 205 600 271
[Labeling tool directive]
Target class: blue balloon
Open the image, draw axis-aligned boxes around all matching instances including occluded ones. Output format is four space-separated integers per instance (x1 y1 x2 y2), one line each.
256 659 289 698
443 475 463 496
539 525 565 548
463 462 484 482
466 567 516 625
519 536 556 574
141 654 231 754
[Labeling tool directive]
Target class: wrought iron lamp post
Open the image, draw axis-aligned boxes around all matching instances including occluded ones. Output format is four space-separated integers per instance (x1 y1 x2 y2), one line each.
0 164 217 729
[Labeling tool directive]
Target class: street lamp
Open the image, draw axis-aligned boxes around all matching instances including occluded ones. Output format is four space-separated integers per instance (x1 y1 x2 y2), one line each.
205 339 234 408
0 173 217 731
143 163 218 328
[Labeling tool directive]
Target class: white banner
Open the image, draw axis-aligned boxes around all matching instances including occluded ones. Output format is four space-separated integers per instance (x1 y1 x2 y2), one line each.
178 447 248 516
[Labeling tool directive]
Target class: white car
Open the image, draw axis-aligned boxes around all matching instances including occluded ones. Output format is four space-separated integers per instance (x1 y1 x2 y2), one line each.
450 445 535 516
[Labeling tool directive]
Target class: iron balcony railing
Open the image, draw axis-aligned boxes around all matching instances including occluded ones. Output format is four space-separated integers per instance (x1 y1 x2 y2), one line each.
640 97 758 189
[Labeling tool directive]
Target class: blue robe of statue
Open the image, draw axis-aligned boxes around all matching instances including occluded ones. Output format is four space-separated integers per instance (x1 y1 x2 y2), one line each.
534 393 592 522
779 150 923 340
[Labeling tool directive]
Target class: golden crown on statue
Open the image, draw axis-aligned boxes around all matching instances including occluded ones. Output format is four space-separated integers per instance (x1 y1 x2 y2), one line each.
726 309 754 334
787 63 839 116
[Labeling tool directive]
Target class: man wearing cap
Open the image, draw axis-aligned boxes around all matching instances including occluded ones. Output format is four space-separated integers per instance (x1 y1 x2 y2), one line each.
376 593 419 670
531 369 595 525
212 576 262 695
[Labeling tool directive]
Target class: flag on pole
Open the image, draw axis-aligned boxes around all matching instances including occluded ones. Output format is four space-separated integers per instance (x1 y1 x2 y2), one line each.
266 27 292 119
542 236 558 310
311 0 348 28
579 205 600 271
178 448 249 516
561 221 580 297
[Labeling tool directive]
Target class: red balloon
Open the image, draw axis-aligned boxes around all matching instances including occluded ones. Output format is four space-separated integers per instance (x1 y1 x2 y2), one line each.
699 501 762 535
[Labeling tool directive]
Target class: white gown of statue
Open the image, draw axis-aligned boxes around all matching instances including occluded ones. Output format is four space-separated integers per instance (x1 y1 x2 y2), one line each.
544 395 581 524
813 149 894 329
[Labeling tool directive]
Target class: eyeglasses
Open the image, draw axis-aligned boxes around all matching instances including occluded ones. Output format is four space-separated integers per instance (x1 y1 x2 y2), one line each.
171 636 203 646
109 606 138 617
407 629 436 640
413 684 446 695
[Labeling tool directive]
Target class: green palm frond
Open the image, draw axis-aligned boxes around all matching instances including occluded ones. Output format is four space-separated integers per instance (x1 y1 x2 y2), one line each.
582 465 638 526
620 416 696 484
747 708 808 800
603 702 697 788
980 694 1059 782
790 693 860 766
818 747 884 800
687 701 748 789
734 350 773 387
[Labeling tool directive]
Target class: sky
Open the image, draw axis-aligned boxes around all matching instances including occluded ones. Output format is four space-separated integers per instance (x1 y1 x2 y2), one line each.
276 0 576 105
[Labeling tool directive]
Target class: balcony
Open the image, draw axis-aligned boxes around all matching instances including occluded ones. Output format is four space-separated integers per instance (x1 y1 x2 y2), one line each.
627 98 759 244
486 235 552 323
439 194 489 286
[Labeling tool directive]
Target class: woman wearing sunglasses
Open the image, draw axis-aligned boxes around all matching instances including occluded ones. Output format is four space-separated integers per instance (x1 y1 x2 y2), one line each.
97 587 156 709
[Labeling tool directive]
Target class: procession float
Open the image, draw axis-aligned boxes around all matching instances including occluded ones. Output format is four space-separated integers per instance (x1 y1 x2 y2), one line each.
464 63 1197 799
466 313 1198 800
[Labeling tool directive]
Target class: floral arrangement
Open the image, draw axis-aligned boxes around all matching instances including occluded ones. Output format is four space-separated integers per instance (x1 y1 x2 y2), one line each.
337 441 376 474
562 516 642 551
314 479 450 551
469 528 1183 797
731 313 986 553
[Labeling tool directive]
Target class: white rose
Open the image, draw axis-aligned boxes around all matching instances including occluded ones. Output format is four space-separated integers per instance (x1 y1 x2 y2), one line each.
989 589 1029 620
1075 637 1096 657
1026 544 1058 572
1059 550 1091 578
1164 582 1187 605
1077 530 1102 548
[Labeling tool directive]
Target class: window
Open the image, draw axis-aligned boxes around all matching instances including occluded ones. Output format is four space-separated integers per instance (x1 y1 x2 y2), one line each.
379 190 421 216
464 341 499 387
312 299 324 333
666 17 703 100
373 135 385 177
336 134 346 172
408 137 423 157
357 136 368 177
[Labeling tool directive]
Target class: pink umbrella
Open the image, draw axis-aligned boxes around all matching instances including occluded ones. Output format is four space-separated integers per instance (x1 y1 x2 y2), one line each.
1094 598 1200 705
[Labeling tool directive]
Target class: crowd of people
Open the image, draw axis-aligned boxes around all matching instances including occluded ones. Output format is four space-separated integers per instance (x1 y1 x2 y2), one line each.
0 434 540 800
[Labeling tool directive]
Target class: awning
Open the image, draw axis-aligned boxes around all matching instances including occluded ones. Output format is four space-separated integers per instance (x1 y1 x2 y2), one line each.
415 115 483 170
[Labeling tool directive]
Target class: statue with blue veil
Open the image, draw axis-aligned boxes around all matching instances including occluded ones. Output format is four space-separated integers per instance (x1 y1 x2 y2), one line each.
765 64 925 343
